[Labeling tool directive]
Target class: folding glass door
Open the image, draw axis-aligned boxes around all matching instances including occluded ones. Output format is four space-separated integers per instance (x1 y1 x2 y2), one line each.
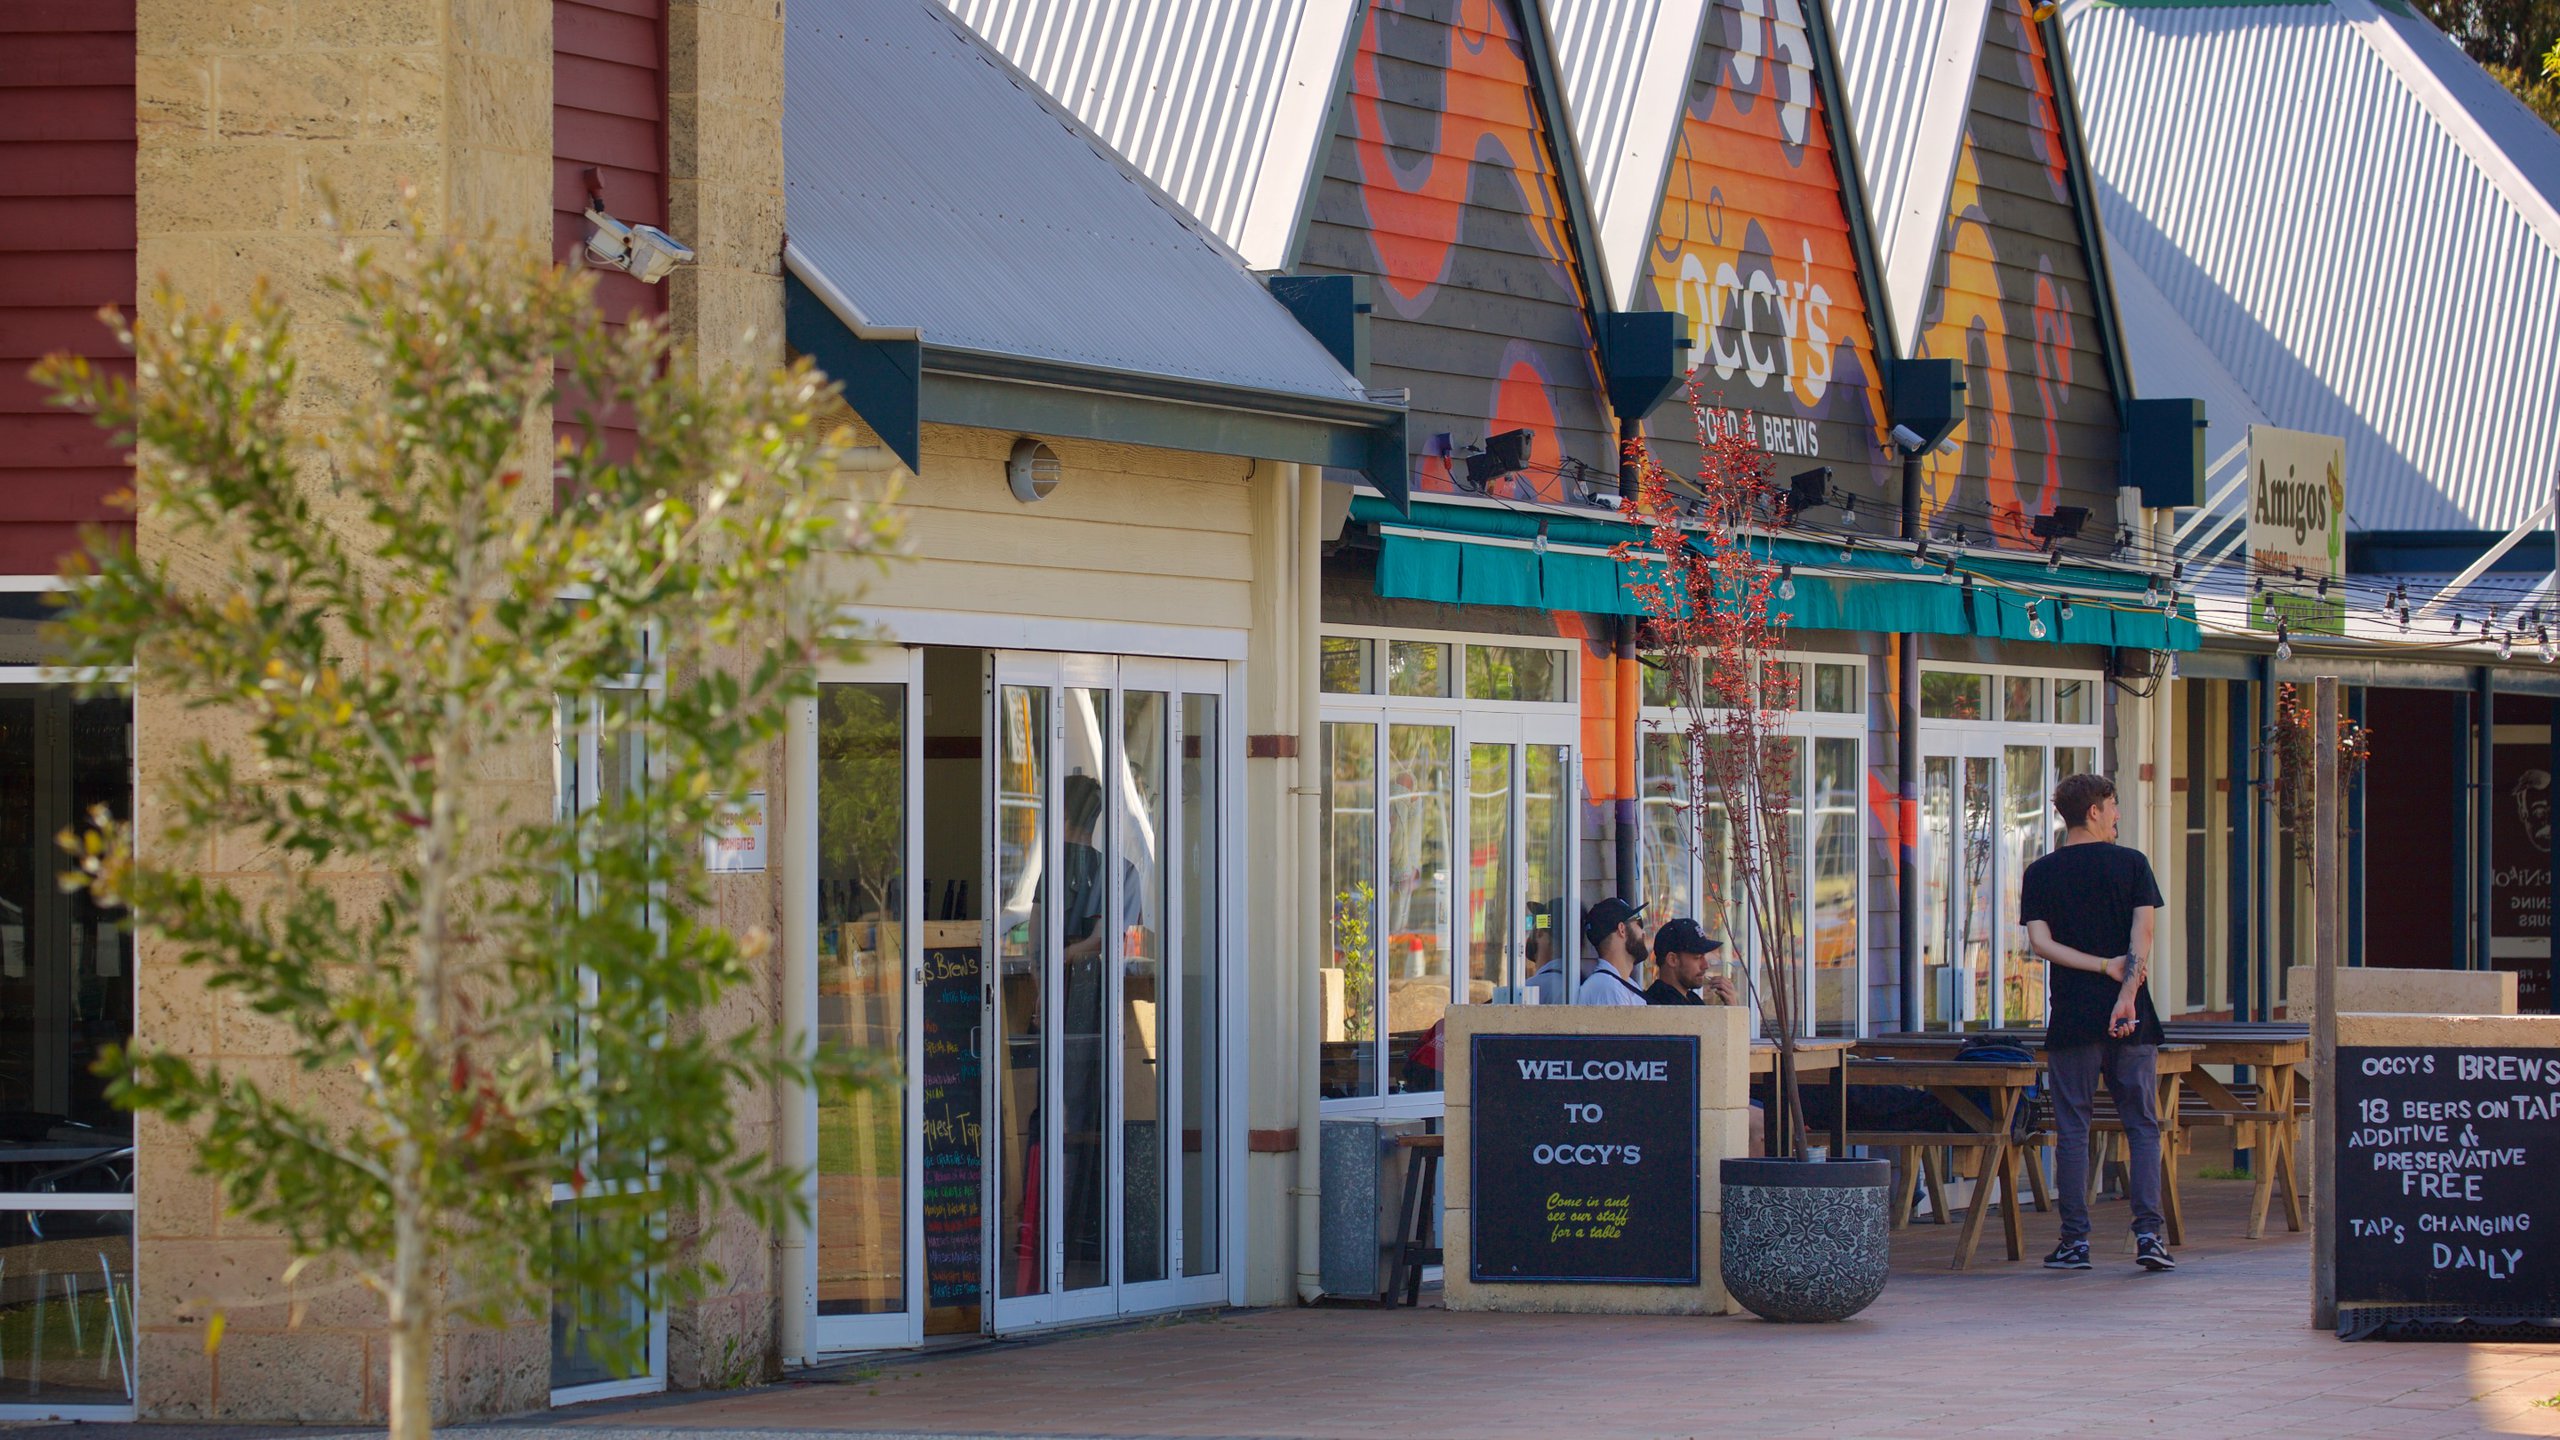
986 652 1228 1330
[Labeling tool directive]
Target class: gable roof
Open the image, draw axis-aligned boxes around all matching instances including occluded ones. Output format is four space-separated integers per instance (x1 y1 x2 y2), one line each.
2064 0 2560 533
1542 0 1711 307
1823 0 1992 351
784 0 1403 478
935 0 1359 269
1629 0 1895 499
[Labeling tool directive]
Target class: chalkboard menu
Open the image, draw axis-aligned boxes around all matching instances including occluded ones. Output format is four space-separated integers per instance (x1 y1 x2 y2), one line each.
920 942 982 1326
2336 1046 2560 1328
1469 1033 1698 1285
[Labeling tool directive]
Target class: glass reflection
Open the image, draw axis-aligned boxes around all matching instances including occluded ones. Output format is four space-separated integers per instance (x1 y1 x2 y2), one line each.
1320 722 1378 1100
1385 725 1452 1093
2001 746 2050 1028
1178 695 1220 1278
996 685 1047 1299
1466 744 1512 1001
1811 737 1859 1037
816 683 908 1317
1119 691 1168 1287
1059 687 1111 1292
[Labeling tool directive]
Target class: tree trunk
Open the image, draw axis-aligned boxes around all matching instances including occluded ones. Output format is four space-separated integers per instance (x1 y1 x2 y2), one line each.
388 1308 431 1440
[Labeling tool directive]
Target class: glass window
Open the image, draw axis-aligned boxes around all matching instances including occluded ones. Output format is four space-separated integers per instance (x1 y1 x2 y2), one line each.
1523 743 1570 1005
1813 663 1860 715
1058 686 1110 1293
1920 671 1987 720
2001 745 2049 1028
815 683 908 1318
1466 644 1567 703
1810 737 1860 1037
1320 722 1378 1100
994 684 1048 1297
1466 744 1512 1002
1384 724 1453 1092
2002 677 2045 723
1772 662 1808 711
1119 690 1170 1287
2056 678 2096 726
1641 656 1678 709
0 689 136 1409
1639 732 1694 937
1320 636 1371 695
1177 694 1221 1277
1387 640 1449 697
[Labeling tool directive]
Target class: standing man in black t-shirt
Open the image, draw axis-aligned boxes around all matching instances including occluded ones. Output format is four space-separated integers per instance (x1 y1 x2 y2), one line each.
2019 772 2174 1273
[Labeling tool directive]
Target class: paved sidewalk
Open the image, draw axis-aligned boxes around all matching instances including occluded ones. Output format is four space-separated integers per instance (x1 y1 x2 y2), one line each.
20 1167 2560 1440
513 1169 2560 1440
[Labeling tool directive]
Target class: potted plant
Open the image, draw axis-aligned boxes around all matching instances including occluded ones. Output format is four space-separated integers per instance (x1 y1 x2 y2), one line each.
1614 405 1889 1323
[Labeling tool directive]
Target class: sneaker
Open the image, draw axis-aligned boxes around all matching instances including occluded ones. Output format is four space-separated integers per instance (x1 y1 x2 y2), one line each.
2043 1240 2092 1270
2135 1233 2177 1271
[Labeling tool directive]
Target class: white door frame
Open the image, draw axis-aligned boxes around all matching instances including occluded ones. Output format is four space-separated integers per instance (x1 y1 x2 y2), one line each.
809 649 928 1355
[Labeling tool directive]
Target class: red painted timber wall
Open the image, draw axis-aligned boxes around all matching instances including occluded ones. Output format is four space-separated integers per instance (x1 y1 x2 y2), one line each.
0 0 137 575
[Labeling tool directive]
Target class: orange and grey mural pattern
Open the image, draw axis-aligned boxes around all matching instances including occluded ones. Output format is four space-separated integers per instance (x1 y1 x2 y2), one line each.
1301 0 1613 503
1641 0 1889 498
1912 0 2120 547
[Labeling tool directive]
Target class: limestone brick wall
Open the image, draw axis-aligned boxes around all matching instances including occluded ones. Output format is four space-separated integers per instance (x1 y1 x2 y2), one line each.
130 0 557 1421
665 0 789 1393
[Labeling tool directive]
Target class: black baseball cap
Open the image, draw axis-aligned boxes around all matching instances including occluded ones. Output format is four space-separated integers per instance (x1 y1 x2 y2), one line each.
1582 896 1646 949
1652 917 1724 958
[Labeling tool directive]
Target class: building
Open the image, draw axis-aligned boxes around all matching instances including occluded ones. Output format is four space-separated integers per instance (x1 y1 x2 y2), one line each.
2063 0 2560 1018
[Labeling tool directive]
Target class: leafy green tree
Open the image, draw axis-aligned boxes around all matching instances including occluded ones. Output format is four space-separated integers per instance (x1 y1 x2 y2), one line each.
2415 0 2560 127
34 221 896 1439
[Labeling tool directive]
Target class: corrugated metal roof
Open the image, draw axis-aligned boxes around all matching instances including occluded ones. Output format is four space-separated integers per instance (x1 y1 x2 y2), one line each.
2063 0 2560 533
935 0 1355 269
1543 0 1709 307
785 0 1370 405
1824 0 1991 351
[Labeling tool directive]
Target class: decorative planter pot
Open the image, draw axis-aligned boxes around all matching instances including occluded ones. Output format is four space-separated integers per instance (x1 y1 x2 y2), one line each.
1720 1156 1891 1322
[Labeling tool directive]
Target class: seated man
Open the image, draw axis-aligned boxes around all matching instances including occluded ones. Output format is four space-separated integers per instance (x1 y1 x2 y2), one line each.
1574 896 1652 1006
1643 918 1736 1006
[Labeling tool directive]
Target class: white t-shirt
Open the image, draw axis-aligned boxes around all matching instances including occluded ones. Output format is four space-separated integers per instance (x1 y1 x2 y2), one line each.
1575 965 1649 1006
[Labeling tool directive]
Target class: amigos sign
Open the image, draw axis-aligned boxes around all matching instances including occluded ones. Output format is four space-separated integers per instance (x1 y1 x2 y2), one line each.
2247 425 2348 635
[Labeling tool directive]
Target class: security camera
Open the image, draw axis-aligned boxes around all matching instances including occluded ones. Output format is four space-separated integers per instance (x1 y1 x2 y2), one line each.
1890 424 1926 452
584 202 696 285
1936 436 1959 455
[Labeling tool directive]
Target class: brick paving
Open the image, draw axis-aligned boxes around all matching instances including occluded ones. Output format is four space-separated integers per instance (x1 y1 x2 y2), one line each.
24 1156 2560 1440
512 1157 2560 1440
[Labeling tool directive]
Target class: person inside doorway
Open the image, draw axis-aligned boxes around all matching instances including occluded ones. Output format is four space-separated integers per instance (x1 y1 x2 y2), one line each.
1575 896 1652 1006
2021 772 2173 1273
1643 918 1736 1006
1525 897 1593 1003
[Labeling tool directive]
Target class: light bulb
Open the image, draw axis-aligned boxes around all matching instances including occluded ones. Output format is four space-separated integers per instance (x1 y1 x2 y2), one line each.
2397 605 2412 632
2045 548 2061 572
2540 630 2555 664
2275 620 2292 662
2027 603 2047 640
1838 537 1854 565
1841 497 1859 530
1778 564 1797 602
1533 522 1549 556
1941 558 1959 586
1912 539 1931 571
2501 631 2516 661
2057 596 2074 621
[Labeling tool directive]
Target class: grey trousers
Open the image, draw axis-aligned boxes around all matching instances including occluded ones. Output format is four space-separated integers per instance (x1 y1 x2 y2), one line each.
2047 1041 2163 1241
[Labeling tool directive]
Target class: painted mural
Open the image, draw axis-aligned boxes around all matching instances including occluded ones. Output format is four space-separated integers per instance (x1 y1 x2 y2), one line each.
1912 0 2121 548
1299 0 1613 504
1640 0 1891 500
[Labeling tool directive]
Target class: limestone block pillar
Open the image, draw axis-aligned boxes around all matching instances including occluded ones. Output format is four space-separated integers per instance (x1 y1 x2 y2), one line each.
131 0 552 1422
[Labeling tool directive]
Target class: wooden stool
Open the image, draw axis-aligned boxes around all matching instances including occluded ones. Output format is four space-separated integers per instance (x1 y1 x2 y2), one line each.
1384 1132 1444 1307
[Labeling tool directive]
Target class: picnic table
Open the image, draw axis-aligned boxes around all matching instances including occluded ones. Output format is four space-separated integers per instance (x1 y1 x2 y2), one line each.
1839 1055 2044 1269
1750 1038 1857 1158
2172 1031 2309 1239
1855 1037 2199 1248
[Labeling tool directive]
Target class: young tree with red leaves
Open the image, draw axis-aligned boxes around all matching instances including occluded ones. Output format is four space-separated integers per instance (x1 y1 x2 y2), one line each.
1613 407 1811 1159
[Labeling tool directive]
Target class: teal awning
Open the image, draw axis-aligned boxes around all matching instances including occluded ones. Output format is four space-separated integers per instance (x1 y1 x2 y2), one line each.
1360 498 2200 651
